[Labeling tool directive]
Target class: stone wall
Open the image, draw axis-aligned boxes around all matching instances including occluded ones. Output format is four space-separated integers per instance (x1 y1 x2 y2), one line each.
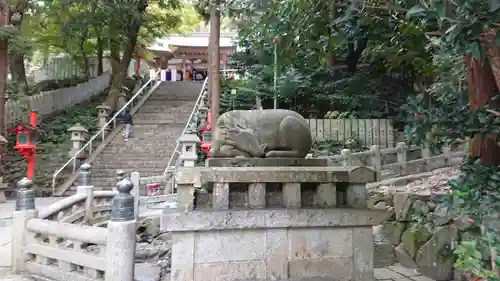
369 187 458 281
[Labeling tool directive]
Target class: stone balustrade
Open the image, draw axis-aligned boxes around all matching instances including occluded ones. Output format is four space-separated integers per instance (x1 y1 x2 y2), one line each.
161 159 392 281
11 164 137 281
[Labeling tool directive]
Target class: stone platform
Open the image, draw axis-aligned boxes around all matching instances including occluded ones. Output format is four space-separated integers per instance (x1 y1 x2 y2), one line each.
164 165 391 281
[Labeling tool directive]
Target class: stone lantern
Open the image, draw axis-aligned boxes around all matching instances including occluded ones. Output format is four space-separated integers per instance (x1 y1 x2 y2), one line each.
97 104 111 129
117 87 128 109
0 135 7 202
178 133 200 167
67 123 88 161
198 105 209 130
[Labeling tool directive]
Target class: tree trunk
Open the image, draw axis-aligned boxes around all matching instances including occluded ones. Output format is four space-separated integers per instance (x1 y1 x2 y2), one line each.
106 43 122 111
0 0 10 134
8 55 27 94
96 28 104 75
9 0 28 94
79 36 90 79
465 54 500 165
346 38 367 73
210 0 221 122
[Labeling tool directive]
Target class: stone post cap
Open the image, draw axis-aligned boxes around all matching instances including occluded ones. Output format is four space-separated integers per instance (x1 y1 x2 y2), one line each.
97 104 111 110
0 135 7 145
16 177 35 211
178 133 200 144
67 123 88 133
116 178 134 194
79 163 92 186
80 163 91 173
115 169 125 182
17 177 33 190
199 105 208 112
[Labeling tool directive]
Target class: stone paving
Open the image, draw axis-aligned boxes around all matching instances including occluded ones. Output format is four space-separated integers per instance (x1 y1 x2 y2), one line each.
375 264 435 281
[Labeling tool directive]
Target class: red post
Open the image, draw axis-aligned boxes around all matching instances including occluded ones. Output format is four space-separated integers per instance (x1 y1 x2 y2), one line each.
27 111 37 180
29 111 37 127
27 155 34 180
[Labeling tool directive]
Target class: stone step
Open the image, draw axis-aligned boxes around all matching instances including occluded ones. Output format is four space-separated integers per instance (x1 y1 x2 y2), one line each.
93 162 168 168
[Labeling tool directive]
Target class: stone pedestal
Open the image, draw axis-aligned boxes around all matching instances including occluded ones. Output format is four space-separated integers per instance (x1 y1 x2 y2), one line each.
162 165 391 281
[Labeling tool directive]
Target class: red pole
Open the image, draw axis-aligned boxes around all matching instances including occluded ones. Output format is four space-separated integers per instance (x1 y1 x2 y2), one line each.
27 155 34 180
28 110 37 180
29 110 37 127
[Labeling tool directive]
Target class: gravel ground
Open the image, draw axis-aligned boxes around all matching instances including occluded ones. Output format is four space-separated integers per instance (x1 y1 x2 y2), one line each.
376 168 461 195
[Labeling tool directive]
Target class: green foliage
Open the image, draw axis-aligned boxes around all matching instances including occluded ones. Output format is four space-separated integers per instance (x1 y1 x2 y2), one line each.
449 159 500 280
407 0 500 59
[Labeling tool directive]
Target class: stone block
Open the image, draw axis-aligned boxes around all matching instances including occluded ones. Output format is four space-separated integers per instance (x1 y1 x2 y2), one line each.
198 166 377 183
282 183 301 208
288 228 353 259
248 183 266 208
316 183 336 207
265 229 288 280
206 157 328 167
163 209 393 232
193 261 266 281
415 225 457 281
170 232 194 281
288 258 353 281
353 227 375 281
194 229 266 263
394 243 418 269
400 223 432 258
346 183 368 208
212 183 229 209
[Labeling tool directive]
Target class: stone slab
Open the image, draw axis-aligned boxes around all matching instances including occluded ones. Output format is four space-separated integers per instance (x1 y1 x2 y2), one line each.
175 166 377 184
161 208 392 232
194 230 266 263
207 158 328 167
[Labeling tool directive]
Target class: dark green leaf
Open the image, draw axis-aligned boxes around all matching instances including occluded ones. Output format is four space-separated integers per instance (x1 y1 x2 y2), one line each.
406 5 427 19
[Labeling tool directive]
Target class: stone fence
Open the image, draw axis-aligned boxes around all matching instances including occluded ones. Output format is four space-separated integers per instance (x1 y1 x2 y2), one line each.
322 142 465 181
6 72 111 128
161 160 392 281
11 163 137 281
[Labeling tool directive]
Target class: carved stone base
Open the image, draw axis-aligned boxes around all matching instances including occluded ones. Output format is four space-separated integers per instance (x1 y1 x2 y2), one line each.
206 157 327 167
164 208 389 281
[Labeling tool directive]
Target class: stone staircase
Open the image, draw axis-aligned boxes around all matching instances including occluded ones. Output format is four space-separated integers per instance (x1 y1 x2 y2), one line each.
86 82 202 191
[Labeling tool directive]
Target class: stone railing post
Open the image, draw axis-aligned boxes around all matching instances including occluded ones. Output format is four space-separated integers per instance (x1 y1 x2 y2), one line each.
11 178 37 272
77 163 94 224
370 145 381 181
130 171 140 220
178 133 201 167
114 169 125 192
341 149 351 167
421 144 432 171
105 179 136 281
396 142 407 175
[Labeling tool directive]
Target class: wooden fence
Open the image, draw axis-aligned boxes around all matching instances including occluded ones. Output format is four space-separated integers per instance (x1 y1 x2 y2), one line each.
6 72 111 128
321 142 465 181
307 119 395 148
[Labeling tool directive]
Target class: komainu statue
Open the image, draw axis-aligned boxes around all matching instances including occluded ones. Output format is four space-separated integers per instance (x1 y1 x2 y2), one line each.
210 109 312 158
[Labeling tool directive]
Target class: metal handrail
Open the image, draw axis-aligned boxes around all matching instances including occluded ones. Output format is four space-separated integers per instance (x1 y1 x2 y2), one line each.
52 70 161 194
162 77 208 177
